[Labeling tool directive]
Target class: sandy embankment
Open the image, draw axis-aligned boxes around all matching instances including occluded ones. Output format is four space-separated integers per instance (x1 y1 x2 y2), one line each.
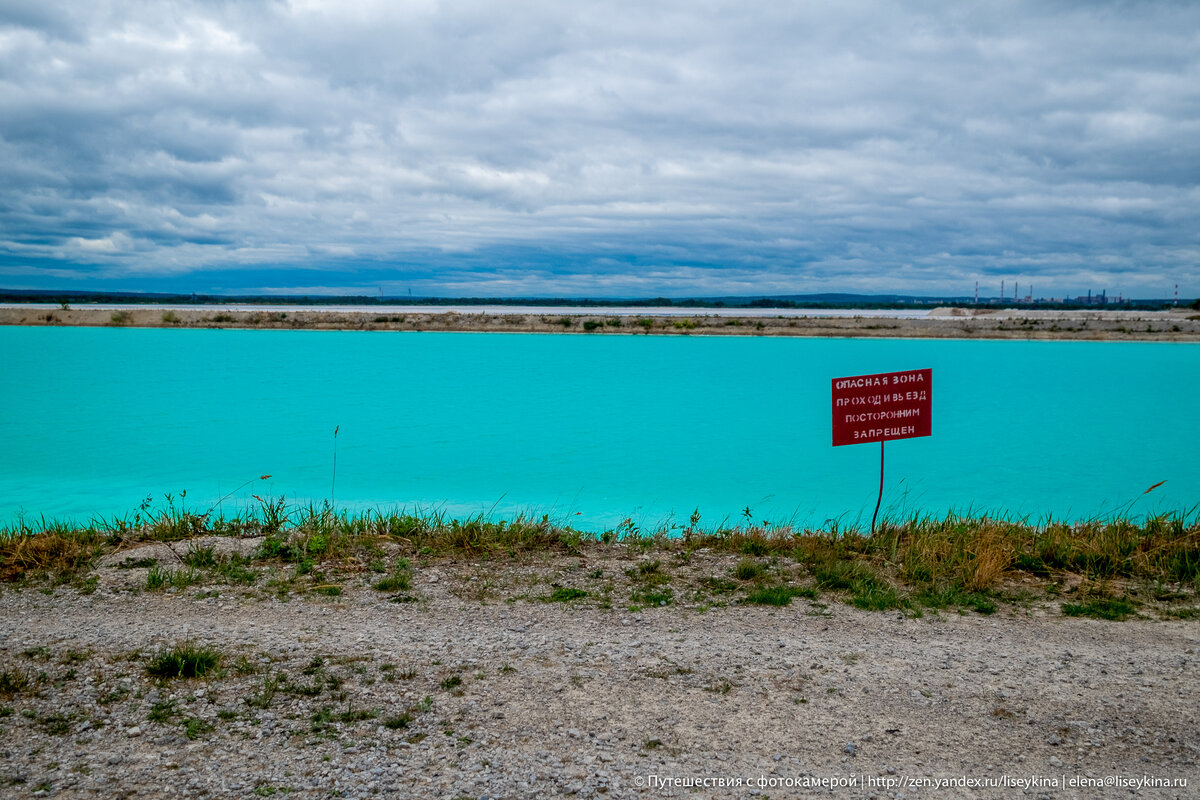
2 305 1200 340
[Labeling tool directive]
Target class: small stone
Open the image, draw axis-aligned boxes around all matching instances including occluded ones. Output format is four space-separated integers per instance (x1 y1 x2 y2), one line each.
127 726 142 738
1049 756 1063 768
843 742 857 756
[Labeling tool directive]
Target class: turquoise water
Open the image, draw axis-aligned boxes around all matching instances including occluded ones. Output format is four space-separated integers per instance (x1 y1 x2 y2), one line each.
1 326 1197 530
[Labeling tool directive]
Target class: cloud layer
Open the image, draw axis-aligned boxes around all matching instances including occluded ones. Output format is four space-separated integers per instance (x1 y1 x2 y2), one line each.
1 0 1198 297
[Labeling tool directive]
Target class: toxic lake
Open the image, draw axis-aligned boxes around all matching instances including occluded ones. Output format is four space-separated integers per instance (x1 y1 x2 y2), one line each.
1 326 1197 531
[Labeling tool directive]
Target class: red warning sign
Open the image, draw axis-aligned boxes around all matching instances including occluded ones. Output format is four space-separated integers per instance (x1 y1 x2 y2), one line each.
832 368 932 447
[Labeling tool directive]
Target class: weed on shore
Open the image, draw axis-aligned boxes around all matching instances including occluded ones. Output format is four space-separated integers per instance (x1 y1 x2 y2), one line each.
745 585 818 606
146 643 222 679
372 558 412 592
1062 596 1138 621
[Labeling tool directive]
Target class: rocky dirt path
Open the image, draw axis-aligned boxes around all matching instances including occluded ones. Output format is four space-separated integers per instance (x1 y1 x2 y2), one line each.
0 580 1196 799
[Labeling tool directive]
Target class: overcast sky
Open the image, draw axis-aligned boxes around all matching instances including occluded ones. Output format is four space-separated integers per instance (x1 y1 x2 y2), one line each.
1 1 1197 298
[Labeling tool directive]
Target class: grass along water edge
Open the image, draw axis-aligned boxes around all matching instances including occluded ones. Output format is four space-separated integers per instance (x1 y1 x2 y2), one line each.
0 496 1197 621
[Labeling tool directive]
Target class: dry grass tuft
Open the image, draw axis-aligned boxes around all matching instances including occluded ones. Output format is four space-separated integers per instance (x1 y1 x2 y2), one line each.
0 530 104 582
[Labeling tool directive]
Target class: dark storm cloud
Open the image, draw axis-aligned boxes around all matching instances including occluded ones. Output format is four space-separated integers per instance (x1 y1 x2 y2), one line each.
1 0 1197 296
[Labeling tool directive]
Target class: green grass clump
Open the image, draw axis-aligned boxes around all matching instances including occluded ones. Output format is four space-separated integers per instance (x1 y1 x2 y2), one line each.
913 585 997 615
172 567 203 589
744 585 817 606
809 557 908 610
1163 606 1199 619
739 539 768 556
146 564 168 590
810 558 873 590
373 558 412 591
146 566 204 591
336 706 378 723
245 672 281 709
733 559 763 581
184 717 213 739
148 699 179 723
39 713 74 736
625 559 670 586
1062 597 1138 621
631 586 673 606
232 655 260 676
257 533 303 562
183 545 217 568
373 572 410 591
383 713 414 729
59 649 91 664
216 554 258 585
146 643 222 679
850 576 906 611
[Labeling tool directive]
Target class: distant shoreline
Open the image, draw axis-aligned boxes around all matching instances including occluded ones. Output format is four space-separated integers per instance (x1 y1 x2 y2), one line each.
3 304 1199 341
0 302 937 319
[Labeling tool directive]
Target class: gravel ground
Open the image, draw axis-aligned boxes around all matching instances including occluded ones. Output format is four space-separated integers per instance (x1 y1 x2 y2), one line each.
0 552 1196 800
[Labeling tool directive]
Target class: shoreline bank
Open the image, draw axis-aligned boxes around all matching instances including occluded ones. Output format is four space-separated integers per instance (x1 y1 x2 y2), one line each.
4 305 1200 340
4 507 1197 619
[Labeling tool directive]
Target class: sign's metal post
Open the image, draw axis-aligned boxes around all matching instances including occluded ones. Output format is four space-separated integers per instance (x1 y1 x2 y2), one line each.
831 368 932 535
871 441 884 535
